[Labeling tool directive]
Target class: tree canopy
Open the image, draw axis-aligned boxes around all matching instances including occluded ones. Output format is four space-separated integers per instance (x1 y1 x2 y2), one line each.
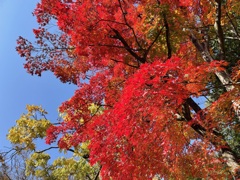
4 105 101 180
14 0 240 179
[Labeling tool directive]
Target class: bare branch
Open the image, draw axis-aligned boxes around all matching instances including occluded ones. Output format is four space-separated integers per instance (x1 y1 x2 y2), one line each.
110 27 145 63
117 0 143 50
163 13 172 59
94 165 102 180
36 147 74 153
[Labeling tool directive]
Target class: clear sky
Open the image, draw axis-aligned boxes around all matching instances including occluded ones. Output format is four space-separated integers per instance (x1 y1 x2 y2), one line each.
0 1 76 150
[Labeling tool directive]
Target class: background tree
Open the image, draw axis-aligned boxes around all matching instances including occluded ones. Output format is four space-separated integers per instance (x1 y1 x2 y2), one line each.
0 147 30 180
15 0 240 179
4 105 100 180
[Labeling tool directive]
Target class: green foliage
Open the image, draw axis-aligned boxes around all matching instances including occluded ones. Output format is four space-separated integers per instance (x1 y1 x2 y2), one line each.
6 105 100 180
221 124 240 157
7 105 51 150
25 152 100 180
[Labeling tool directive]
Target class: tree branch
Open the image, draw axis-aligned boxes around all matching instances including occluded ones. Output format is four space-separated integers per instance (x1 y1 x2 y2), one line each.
226 12 240 40
186 98 202 113
143 26 164 61
163 13 172 59
184 97 240 176
110 58 139 68
35 146 74 153
110 27 145 63
89 44 126 49
117 0 143 50
189 32 234 91
94 165 102 180
214 0 225 59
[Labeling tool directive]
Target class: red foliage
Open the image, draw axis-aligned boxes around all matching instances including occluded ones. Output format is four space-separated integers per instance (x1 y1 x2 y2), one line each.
17 0 240 179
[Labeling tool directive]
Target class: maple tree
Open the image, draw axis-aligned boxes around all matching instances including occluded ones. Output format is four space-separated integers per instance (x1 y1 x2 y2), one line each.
15 0 240 179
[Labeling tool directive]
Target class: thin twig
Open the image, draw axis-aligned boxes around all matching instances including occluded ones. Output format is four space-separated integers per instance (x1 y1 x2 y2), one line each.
110 58 139 68
36 146 74 153
117 0 143 50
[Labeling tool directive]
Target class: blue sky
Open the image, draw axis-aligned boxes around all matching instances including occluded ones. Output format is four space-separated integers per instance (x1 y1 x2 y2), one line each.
0 1 76 150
